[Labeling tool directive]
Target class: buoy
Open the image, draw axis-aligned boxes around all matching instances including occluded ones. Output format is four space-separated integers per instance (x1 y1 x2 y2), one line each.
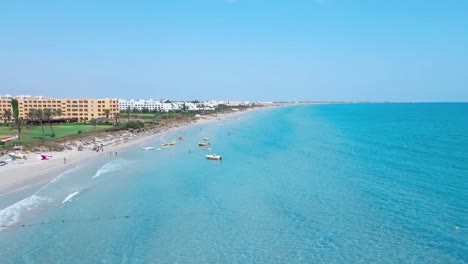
455 226 459 231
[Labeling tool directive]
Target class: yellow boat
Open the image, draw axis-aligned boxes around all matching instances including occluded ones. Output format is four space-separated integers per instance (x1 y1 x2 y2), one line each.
203 137 209 141
161 141 176 147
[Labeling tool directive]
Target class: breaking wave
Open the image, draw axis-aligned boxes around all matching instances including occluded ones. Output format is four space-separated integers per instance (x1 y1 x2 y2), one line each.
61 191 80 205
0 195 51 230
92 159 128 179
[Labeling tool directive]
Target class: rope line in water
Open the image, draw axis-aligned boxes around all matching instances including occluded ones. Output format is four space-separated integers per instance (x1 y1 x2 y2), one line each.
1 212 199 230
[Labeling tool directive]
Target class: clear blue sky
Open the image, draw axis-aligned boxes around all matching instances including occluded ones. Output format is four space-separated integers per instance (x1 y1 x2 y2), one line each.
1 0 467 101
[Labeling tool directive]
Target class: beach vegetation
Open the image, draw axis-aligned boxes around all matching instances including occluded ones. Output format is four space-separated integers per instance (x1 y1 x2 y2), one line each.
125 120 144 129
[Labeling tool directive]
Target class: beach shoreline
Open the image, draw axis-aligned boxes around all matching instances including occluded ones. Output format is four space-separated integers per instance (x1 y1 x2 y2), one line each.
0 106 282 196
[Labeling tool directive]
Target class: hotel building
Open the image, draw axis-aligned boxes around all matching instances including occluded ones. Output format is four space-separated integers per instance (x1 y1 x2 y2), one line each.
0 95 119 122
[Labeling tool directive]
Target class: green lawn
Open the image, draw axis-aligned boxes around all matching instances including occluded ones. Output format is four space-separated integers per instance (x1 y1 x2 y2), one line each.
0 124 113 144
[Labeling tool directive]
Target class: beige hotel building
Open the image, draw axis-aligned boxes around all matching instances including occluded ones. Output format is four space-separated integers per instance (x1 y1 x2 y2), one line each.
0 96 119 122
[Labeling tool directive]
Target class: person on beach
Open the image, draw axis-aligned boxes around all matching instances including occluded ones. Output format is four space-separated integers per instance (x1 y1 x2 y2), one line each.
64 157 66 164
115 152 118 156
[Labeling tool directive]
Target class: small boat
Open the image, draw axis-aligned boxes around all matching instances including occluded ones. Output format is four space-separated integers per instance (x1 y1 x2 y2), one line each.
198 143 207 147
9 152 27 160
142 146 155 150
161 141 176 147
206 154 222 160
203 137 209 141
203 147 212 151
178 136 184 140
0 161 7 166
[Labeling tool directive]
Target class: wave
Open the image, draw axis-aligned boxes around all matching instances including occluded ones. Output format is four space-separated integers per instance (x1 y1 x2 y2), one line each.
92 159 128 179
0 195 51 230
61 191 80 205
35 167 79 195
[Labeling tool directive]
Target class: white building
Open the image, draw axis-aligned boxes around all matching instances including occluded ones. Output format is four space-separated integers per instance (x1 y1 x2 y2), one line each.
119 99 176 112
120 99 221 112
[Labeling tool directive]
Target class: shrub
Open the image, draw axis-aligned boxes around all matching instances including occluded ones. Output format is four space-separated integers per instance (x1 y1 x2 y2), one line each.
50 133 56 138
77 130 82 134
126 121 144 129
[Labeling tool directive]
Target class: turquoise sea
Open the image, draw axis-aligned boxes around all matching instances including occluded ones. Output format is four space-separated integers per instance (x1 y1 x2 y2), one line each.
0 103 467 263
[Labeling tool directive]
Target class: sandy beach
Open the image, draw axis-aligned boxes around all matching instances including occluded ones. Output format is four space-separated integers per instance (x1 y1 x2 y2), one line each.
0 108 266 196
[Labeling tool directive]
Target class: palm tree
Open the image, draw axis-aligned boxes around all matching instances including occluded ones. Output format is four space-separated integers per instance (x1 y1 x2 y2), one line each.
103 109 110 120
114 113 120 126
126 106 131 122
43 108 56 136
54 108 63 119
29 109 46 140
2 109 12 126
13 118 25 143
10 99 25 143
27 109 37 124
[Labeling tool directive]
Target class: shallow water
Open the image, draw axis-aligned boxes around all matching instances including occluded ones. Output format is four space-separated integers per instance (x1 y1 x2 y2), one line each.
0 104 467 263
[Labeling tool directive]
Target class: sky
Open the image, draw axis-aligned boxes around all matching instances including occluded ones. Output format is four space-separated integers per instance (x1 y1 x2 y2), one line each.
0 0 467 102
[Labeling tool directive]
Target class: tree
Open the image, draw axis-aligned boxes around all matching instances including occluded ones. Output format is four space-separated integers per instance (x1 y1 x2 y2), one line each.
54 108 63 118
126 106 131 122
37 109 46 139
11 99 24 143
2 109 12 126
114 113 120 126
103 109 110 119
88 118 97 129
28 109 46 140
43 108 57 136
12 118 25 143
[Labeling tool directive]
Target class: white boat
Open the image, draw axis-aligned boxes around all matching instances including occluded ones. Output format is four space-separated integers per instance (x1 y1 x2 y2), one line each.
206 154 222 160
9 152 27 160
142 146 155 150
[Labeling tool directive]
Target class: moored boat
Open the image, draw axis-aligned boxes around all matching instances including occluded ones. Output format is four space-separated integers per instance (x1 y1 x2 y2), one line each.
198 143 207 147
206 154 222 160
142 146 155 150
9 152 27 160
161 141 176 147
0 161 7 166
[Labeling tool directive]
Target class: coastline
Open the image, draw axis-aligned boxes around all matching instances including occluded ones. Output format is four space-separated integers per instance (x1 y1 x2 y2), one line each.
0 106 278 196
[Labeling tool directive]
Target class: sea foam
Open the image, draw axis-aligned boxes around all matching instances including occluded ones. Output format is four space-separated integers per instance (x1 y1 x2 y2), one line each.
0 195 51 230
61 191 80 205
92 159 128 179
